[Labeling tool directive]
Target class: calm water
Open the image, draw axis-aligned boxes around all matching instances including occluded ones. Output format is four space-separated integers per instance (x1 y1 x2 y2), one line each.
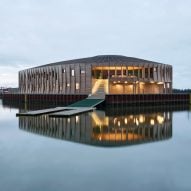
0 99 191 191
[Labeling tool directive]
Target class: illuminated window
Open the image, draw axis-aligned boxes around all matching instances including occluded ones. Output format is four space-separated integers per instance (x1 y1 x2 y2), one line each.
76 83 80 90
67 83 70 87
75 116 79 123
71 69 75 76
150 119 155 125
81 70 85 74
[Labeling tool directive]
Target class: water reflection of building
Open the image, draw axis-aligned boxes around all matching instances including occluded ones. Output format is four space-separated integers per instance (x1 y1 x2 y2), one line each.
19 110 172 147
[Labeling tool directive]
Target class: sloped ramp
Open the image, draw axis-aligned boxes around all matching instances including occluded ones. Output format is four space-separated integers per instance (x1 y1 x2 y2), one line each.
68 98 104 108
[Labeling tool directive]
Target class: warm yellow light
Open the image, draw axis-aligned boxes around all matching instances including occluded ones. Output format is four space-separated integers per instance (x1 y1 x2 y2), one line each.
157 115 164 124
91 112 108 126
118 81 120 83
113 118 117 124
150 119 155 125
157 82 164 84
117 121 121 127
125 81 127 84
93 133 127 141
92 66 141 70
92 79 103 94
135 118 139 126
139 115 145 123
129 85 133 88
124 118 128 124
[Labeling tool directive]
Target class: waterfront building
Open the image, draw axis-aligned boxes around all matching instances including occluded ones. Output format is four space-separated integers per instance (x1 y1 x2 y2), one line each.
19 55 172 96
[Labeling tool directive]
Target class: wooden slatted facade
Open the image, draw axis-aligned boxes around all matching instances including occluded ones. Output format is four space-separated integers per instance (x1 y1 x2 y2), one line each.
19 55 172 95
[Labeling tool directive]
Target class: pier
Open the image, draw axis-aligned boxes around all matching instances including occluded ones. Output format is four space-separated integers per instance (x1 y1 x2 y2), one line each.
16 98 104 117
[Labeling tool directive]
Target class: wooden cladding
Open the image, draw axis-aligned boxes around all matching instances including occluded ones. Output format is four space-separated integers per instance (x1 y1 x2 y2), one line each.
19 56 172 95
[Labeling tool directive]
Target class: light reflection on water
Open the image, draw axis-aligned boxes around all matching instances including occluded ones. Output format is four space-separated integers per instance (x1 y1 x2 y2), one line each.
19 110 172 147
1 100 191 191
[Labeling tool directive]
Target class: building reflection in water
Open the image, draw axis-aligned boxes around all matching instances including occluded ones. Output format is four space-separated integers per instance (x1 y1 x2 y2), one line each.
19 110 172 147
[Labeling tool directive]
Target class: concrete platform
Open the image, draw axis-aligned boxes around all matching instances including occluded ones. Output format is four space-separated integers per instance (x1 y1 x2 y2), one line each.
49 107 95 117
16 98 103 117
16 107 69 116
16 107 95 117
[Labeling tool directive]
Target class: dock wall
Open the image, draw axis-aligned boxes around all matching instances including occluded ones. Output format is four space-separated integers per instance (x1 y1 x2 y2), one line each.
1 93 190 106
2 94 88 108
105 94 189 106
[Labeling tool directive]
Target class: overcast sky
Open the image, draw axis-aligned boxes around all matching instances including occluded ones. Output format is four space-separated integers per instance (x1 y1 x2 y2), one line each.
0 0 191 88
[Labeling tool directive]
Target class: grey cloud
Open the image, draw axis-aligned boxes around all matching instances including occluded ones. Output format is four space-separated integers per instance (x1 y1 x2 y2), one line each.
0 0 191 88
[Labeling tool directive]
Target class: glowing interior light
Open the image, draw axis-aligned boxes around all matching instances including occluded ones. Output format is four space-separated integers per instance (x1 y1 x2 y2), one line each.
139 115 145 123
71 69 75 76
130 115 133 119
75 116 79 123
135 118 139 126
167 112 170 120
75 83 80 90
118 121 121 127
150 119 155 125
113 118 117 124
157 115 164 124
125 81 127 84
124 118 128 124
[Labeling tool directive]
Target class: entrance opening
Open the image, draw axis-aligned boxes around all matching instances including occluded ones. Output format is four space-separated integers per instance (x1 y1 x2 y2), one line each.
91 79 108 98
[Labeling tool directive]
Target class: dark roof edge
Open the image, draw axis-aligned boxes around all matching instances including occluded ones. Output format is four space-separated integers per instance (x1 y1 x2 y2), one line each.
23 55 172 71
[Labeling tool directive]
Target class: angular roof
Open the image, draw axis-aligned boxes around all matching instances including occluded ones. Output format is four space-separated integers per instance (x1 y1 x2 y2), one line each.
35 55 169 69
